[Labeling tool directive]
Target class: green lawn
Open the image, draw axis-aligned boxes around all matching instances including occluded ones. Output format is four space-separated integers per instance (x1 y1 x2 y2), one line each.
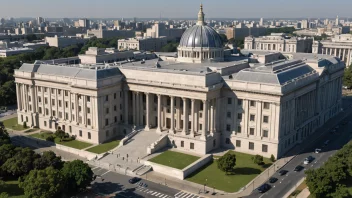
2 117 27 131
186 151 272 193
86 140 121 154
24 128 39 133
1 180 25 198
149 151 200 169
29 132 93 150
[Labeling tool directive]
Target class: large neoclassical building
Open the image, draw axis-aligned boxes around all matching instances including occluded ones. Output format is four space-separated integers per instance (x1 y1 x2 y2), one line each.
14 5 344 158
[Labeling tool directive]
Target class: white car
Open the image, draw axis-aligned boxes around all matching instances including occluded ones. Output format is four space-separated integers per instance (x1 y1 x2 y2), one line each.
304 156 314 164
315 148 321 153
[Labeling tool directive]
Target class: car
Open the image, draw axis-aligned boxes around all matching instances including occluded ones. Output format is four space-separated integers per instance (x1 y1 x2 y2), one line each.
269 177 278 183
315 148 321 153
128 177 141 184
257 183 271 193
278 170 288 176
294 165 304 172
304 156 314 164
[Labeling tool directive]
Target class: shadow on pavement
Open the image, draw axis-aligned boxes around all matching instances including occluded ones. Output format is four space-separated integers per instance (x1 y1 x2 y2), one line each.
91 182 124 195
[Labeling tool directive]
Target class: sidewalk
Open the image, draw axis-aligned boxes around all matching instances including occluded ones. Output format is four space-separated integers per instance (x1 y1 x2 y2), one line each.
296 188 310 198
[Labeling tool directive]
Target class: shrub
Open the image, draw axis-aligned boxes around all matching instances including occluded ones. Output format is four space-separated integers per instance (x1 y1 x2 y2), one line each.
23 121 27 128
70 135 76 140
217 152 236 175
270 154 276 162
65 133 69 138
46 135 55 142
252 155 264 165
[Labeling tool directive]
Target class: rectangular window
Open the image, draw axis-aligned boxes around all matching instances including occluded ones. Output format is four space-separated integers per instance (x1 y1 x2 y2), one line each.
45 87 47 92
227 98 232 104
51 89 54 94
237 113 242 120
88 119 91 126
250 101 256 107
87 96 90 102
190 143 194 149
52 99 55 106
38 97 41 103
114 116 117 123
237 126 242 133
65 90 68 96
114 105 117 111
38 87 41 92
69 126 72 133
45 98 48 104
79 106 82 112
249 142 254 150
72 103 74 110
59 100 62 107
79 130 82 137
65 101 68 108
263 130 269 137
237 99 243 106
114 93 117 99
263 116 269 123
28 96 31 102
250 114 255 121
59 111 62 118
38 107 42 114
262 144 268 152
45 108 49 115
106 108 109 114
236 140 241 147
58 90 61 95
227 112 231 118
181 141 184 147
52 110 56 117
105 95 109 101
250 128 255 135
263 102 270 109
65 113 68 120
226 124 231 132
105 119 109 126
87 108 90 114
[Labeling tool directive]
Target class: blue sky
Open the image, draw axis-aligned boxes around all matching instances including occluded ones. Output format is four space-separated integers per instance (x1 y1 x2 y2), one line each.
1 0 351 19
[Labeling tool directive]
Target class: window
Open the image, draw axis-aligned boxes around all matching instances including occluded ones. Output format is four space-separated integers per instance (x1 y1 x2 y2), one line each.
59 100 62 107
38 97 41 103
105 119 109 126
227 98 232 104
45 98 48 104
237 99 243 106
58 90 61 95
250 114 255 121
263 130 269 137
250 101 256 107
237 126 242 133
227 112 231 118
51 89 54 94
264 102 270 109
79 130 82 137
249 142 254 150
38 87 41 92
87 96 90 102
65 90 68 96
65 113 68 120
44 121 47 127
28 96 31 102
114 116 117 123
52 110 56 117
114 105 117 111
88 119 91 126
226 124 231 132
181 141 184 147
45 108 49 115
52 99 55 106
250 128 255 135
237 113 242 120
88 132 91 139
59 111 62 118
190 143 194 149
72 115 75 121
69 126 72 133
106 130 109 137
78 106 82 112
39 107 42 114
114 93 117 99
65 101 68 108
105 95 109 101
263 116 269 123
262 144 268 152
225 138 231 144
29 105 32 111
236 140 241 147
106 108 109 114
45 87 47 92
72 103 74 109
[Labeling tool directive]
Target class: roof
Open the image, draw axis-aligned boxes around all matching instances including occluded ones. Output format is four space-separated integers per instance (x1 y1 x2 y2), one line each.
179 25 223 48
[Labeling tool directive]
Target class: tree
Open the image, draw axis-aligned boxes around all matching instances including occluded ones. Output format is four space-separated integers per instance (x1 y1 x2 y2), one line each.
253 155 264 165
329 184 350 198
343 65 352 89
219 34 228 44
0 126 10 147
160 42 179 52
228 38 244 49
19 167 64 198
270 154 276 162
2 147 40 177
55 129 66 141
306 168 335 197
0 144 16 166
217 152 236 175
23 121 27 128
61 160 94 194
33 151 63 170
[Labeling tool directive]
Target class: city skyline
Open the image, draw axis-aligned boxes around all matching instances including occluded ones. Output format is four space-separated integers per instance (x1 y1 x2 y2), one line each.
1 0 352 19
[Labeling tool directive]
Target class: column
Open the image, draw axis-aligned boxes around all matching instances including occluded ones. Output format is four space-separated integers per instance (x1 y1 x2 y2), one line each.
201 100 208 140
139 93 143 126
16 84 21 111
182 98 188 135
145 93 150 131
210 99 214 134
334 48 337 57
170 96 175 133
137 92 141 126
124 90 129 125
190 99 195 136
132 92 136 125
347 50 351 66
156 94 162 133
338 48 342 59
342 49 346 62
176 98 181 130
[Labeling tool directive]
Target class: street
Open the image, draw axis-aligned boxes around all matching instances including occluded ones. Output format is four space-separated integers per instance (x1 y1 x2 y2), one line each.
246 97 352 198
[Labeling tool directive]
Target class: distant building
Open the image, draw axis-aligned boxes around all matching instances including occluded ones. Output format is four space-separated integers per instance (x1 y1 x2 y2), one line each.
0 47 34 57
45 35 87 48
225 26 267 40
146 23 185 41
0 40 22 49
87 28 135 39
118 37 167 52
259 18 264 26
244 33 313 53
301 20 309 29
78 47 134 64
23 42 48 49
77 19 90 29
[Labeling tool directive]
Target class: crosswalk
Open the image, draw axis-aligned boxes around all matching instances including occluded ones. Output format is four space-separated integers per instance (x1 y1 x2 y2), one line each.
174 191 202 198
135 185 173 198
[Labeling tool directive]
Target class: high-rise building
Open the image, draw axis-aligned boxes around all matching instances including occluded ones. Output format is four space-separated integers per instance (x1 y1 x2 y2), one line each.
36 17 44 25
259 18 264 26
77 18 90 29
301 20 309 29
336 15 340 25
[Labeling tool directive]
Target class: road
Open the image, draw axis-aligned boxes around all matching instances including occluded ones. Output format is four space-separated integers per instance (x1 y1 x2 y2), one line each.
247 98 352 198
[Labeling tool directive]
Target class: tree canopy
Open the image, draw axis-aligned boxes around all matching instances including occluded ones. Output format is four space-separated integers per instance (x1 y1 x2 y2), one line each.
33 151 64 170
160 42 179 52
217 152 236 175
0 126 10 147
343 64 352 89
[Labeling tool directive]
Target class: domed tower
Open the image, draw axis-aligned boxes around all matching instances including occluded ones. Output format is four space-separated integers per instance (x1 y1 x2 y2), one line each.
177 4 224 63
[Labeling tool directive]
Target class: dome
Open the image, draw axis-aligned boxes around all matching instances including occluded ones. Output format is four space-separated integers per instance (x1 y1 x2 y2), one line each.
179 25 223 48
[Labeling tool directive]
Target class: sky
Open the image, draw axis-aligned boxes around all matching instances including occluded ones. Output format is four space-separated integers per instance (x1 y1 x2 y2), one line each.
1 0 352 19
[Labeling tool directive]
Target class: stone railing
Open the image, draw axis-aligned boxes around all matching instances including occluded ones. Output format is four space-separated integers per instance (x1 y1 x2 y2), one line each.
147 134 168 155
119 128 142 147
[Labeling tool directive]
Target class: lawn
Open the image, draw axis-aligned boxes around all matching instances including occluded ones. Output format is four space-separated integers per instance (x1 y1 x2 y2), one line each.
149 150 200 169
86 140 121 154
29 132 93 150
186 151 272 193
2 117 27 131
1 180 25 198
24 128 39 133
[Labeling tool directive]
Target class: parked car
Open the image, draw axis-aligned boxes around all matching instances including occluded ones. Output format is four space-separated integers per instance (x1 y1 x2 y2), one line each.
257 183 271 193
278 170 288 176
294 165 304 172
128 177 141 184
269 177 278 183
304 156 314 164
315 148 321 153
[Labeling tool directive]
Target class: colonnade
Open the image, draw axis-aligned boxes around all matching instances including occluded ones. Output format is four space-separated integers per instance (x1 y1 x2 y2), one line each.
321 47 352 65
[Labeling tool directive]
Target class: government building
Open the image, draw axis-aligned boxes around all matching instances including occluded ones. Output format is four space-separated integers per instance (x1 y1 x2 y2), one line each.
14 5 344 158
